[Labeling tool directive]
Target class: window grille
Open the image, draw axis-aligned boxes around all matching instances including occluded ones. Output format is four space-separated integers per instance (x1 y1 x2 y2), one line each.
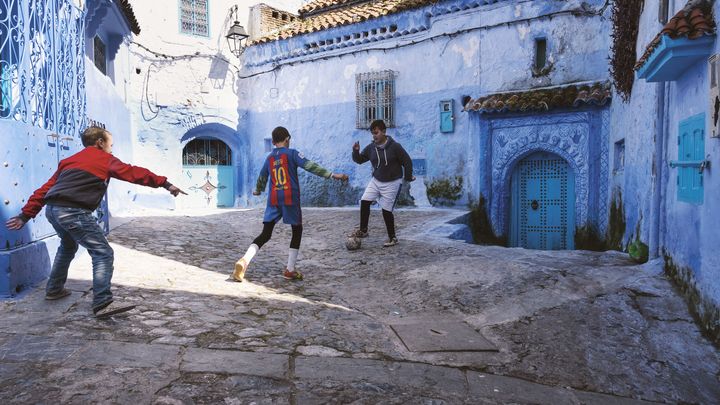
180 0 209 37
93 36 106 75
356 70 396 129
183 139 232 166
0 0 20 118
0 0 86 135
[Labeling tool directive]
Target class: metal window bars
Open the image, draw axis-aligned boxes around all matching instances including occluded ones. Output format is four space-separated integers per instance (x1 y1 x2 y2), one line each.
180 0 209 37
356 70 396 129
0 0 86 136
182 138 232 166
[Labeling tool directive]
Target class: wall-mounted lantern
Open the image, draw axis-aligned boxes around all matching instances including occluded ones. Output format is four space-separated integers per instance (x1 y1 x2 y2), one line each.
226 5 249 58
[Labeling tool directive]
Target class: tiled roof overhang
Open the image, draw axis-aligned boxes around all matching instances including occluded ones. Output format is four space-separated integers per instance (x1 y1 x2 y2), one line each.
463 81 612 114
635 2 714 71
251 0 501 44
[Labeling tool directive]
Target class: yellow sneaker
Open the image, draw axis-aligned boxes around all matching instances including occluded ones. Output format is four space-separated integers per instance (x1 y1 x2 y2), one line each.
233 258 248 282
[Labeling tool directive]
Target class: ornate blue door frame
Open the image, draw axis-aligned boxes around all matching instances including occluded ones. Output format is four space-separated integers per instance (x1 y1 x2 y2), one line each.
180 122 246 207
482 109 610 245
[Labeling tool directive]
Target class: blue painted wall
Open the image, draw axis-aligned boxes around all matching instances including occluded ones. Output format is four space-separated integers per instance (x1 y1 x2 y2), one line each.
238 0 611 250
610 0 720 336
240 0 611 215
0 0 138 296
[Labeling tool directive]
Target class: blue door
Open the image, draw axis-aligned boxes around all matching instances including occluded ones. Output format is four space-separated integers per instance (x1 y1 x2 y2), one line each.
510 152 575 250
181 138 235 208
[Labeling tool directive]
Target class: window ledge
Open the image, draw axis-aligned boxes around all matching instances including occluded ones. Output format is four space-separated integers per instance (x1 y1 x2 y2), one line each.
636 34 715 82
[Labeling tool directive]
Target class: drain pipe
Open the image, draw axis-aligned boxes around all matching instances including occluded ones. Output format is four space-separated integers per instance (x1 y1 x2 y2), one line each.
650 81 668 258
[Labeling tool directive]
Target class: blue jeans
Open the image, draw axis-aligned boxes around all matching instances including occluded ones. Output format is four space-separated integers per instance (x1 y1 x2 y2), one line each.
45 205 114 310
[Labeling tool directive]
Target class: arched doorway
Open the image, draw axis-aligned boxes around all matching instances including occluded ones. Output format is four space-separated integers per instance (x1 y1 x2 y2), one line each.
182 138 234 207
510 151 575 250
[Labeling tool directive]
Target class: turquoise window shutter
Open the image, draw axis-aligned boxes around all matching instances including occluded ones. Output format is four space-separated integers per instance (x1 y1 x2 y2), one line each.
676 113 705 204
440 100 454 133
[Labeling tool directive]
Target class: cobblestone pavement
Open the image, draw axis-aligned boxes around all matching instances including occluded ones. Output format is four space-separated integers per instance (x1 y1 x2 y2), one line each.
1 208 719 404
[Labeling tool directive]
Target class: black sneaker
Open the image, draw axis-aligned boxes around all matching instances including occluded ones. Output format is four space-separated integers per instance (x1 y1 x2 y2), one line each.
383 237 399 247
94 300 137 319
347 228 369 238
45 288 71 300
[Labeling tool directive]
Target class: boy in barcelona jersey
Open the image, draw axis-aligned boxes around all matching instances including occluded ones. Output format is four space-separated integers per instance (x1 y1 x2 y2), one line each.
233 126 348 282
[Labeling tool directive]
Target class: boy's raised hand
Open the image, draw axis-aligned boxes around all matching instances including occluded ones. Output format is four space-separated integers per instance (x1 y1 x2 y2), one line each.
332 173 349 182
353 141 360 151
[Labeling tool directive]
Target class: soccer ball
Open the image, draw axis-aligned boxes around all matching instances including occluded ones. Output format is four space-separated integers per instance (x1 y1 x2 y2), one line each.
345 236 362 251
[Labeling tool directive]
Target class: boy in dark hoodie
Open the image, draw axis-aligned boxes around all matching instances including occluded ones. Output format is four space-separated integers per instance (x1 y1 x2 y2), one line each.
350 119 414 246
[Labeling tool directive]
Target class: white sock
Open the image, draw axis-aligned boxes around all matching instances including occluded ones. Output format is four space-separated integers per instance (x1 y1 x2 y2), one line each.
242 244 259 264
287 248 299 271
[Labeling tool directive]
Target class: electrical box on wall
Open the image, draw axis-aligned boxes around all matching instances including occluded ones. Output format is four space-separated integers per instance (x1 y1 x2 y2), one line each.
709 54 720 137
440 100 454 133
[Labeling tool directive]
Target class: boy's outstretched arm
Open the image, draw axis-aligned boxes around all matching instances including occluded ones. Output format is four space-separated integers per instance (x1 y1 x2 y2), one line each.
302 160 348 181
6 168 61 230
108 157 187 196
254 173 268 196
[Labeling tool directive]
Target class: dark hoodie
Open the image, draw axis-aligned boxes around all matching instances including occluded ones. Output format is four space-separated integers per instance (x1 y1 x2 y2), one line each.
352 136 413 182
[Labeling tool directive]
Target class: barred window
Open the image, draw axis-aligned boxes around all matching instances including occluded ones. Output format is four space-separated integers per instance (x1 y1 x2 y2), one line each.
180 0 209 37
182 139 232 166
356 70 396 129
93 36 106 75
0 0 20 118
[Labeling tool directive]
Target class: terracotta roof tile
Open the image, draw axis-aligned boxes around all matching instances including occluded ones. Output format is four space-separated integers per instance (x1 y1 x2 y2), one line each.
252 0 443 44
119 0 140 35
463 82 612 113
299 0 361 16
635 1 715 70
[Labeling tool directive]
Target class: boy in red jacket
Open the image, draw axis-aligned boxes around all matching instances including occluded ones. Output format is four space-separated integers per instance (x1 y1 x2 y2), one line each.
5 126 186 318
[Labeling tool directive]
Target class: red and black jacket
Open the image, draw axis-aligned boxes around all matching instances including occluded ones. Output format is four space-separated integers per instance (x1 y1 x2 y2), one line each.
20 146 171 220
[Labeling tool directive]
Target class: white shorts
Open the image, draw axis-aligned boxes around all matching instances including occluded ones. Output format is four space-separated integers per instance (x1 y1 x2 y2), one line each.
361 177 403 212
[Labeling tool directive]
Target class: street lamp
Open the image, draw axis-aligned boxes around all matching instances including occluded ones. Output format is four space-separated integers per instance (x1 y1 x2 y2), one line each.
226 6 249 58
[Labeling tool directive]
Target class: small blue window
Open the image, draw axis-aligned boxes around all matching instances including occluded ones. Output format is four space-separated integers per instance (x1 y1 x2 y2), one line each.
412 158 426 176
613 139 625 173
179 0 209 37
676 113 705 204
264 138 272 153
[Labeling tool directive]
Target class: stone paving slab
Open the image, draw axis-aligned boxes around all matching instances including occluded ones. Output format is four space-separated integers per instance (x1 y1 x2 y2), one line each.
295 356 467 394
181 347 289 378
10 286 83 314
1 209 718 403
466 372 655 404
391 320 497 352
0 334 83 362
71 340 182 369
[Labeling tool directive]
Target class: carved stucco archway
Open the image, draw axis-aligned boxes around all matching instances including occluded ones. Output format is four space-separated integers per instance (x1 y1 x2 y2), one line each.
488 113 598 238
